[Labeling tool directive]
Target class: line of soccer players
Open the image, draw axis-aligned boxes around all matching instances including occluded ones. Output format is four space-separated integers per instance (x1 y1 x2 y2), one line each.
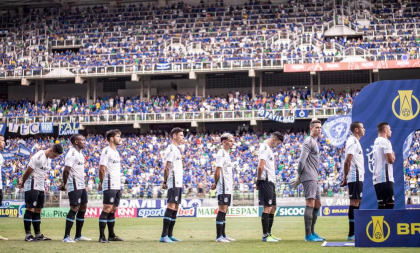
0 120 396 242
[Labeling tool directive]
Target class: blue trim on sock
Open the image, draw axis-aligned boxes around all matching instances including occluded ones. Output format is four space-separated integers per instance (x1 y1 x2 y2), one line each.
223 220 226 223
66 218 75 222
76 218 84 221
24 219 32 222
99 219 108 223
107 219 115 222
216 221 224 225
163 217 171 220
32 219 41 222
349 219 355 222
171 218 177 221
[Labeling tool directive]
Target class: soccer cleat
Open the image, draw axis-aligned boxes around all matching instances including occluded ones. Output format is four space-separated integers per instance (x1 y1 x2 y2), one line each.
75 236 92 241
169 236 182 242
348 235 355 241
215 236 230 243
98 237 109 243
62 236 76 243
108 235 125 241
25 235 39 242
312 233 326 241
305 234 323 242
160 236 174 243
262 236 278 242
0 235 8 240
36 234 51 241
269 234 281 241
224 236 235 242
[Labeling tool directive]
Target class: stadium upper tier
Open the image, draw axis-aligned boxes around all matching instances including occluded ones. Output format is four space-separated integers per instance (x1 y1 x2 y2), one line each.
1 131 419 197
0 88 355 124
2 1 420 79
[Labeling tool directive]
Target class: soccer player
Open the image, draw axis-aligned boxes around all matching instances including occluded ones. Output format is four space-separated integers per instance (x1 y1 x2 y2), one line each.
98 129 125 243
291 120 325 242
372 122 395 209
160 127 184 243
61 134 91 243
0 134 8 241
18 144 64 242
211 133 235 243
257 132 283 242
340 122 365 241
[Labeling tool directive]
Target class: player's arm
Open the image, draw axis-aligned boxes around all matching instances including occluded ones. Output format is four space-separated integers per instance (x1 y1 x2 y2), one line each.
385 153 395 164
256 159 266 190
297 141 310 175
18 166 33 188
211 166 221 190
341 154 353 187
60 166 71 191
98 165 106 191
162 161 171 189
384 141 395 164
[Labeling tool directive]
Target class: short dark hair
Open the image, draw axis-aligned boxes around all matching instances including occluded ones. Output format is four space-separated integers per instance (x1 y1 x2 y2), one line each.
310 120 322 128
106 129 122 142
221 133 233 142
271 131 283 142
350 121 362 133
377 122 389 133
70 134 83 145
52 144 63 155
170 127 183 138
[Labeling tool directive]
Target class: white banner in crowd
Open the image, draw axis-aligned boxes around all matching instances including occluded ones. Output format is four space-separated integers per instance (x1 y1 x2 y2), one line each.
8 122 53 135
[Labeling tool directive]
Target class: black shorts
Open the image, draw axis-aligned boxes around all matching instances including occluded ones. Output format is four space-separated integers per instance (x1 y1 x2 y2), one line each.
167 187 182 204
374 182 394 204
348 181 363 200
25 190 45 208
258 181 276 207
103 190 122 207
0 189 3 206
217 194 231 206
68 189 88 207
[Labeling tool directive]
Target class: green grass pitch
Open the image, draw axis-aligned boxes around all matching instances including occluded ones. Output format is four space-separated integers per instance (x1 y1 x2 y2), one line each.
0 217 417 252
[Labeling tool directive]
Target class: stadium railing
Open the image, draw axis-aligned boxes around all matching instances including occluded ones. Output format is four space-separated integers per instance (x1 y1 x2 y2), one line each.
1 108 347 125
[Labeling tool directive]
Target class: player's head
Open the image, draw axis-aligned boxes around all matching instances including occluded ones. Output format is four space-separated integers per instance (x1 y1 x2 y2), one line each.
310 119 322 137
0 134 4 151
350 121 365 137
377 122 391 138
269 131 283 148
170 127 184 144
70 134 86 150
106 129 122 146
47 144 63 159
221 133 234 150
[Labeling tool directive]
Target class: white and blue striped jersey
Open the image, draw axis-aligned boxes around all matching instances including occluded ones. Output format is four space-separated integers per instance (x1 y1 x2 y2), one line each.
24 150 52 191
99 146 121 191
165 144 183 189
214 149 233 195
345 135 364 182
65 147 86 192
372 137 394 185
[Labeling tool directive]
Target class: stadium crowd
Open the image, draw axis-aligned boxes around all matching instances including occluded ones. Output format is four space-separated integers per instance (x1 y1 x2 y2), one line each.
0 88 357 117
2 1 420 75
1 130 419 199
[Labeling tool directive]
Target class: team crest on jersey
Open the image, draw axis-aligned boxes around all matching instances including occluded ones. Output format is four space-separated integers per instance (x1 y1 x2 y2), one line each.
110 197 114 203
33 201 37 206
224 197 228 203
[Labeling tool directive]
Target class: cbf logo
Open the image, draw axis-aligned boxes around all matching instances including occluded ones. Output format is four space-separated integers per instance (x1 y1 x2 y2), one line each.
392 90 419 120
366 216 390 243
365 145 374 173
323 207 330 215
